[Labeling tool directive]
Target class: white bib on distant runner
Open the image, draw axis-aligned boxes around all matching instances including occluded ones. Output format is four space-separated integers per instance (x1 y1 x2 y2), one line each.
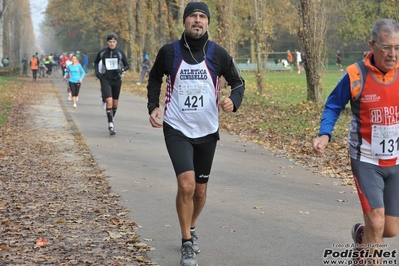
164 60 218 138
105 58 118 70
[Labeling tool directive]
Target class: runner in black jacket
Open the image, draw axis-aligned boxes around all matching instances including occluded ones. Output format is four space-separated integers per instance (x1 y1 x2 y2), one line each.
147 2 245 265
94 32 129 135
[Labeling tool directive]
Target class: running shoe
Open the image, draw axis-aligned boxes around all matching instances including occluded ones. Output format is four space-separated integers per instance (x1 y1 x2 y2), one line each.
108 125 116 135
73 103 77 108
180 241 198 266
68 94 72 101
190 229 200 254
101 102 106 110
351 223 365 266
351 223 365 244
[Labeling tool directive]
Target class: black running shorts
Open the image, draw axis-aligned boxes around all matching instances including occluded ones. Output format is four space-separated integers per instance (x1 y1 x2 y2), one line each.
101 78 122 100
69 82 81 97
164 123 217 184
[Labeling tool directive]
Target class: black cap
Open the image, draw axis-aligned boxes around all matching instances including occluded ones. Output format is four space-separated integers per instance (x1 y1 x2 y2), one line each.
183 2 210 24
107 32 118 41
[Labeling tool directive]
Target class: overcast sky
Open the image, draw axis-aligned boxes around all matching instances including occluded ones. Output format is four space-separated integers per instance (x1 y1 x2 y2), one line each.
30 0 48 36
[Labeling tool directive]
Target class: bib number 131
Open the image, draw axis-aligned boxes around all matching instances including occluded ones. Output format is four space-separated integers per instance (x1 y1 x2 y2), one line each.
371 124 399 158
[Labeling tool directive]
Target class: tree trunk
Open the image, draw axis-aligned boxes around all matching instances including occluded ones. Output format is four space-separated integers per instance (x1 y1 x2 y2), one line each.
251 0 273 94
0 0 10 67
304 63 322 102
250 37 255 64
297 0 332 104
125 0 136 70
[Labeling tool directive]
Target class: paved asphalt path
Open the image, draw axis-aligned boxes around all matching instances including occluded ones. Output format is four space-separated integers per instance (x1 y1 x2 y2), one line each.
51 76 397 266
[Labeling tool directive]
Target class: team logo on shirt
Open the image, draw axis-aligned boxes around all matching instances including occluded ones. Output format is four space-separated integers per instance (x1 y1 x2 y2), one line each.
179 68 208 80
361 93 381 103
369 106 399 125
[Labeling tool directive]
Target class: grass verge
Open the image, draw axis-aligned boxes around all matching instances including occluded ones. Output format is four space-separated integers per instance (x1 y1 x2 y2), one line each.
0 77 21 125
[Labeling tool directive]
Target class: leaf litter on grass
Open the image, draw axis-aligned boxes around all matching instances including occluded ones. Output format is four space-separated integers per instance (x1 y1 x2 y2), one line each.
0 79 157 266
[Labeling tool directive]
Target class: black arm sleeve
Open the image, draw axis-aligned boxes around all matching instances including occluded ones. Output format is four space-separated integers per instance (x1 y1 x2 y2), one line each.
226 60 245 112
93 51 101 74
216 47 245 112
147 43 173 113
121 51 129 72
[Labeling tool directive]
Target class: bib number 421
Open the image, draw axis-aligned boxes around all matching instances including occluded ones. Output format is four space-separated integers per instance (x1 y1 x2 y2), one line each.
184 95 203 109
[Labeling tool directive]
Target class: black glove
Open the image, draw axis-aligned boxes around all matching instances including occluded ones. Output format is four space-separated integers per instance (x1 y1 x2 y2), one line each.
116 68 124 74
95 72 102 80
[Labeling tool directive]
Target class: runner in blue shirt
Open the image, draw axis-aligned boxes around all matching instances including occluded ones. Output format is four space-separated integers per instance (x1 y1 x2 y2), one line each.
63 55 85 108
